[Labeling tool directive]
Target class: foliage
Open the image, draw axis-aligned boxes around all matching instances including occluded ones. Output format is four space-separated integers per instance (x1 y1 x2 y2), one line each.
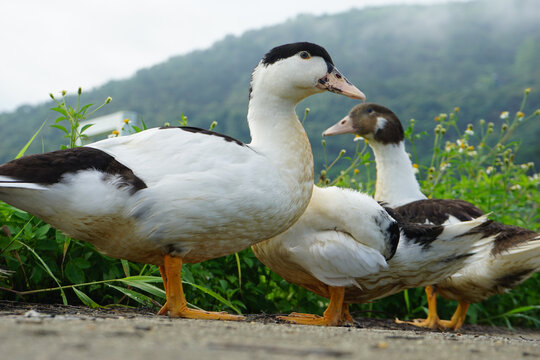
317 89 539 328
0 88 538 330
48 88 112 149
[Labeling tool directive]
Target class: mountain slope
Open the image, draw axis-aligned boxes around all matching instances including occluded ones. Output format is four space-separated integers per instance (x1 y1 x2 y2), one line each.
0 0 538 168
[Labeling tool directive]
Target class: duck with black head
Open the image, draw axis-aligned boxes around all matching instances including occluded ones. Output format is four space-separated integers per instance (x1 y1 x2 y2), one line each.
0 42 365 321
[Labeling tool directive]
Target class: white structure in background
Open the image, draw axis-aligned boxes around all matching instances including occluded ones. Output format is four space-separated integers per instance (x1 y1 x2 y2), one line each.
76 111 139 146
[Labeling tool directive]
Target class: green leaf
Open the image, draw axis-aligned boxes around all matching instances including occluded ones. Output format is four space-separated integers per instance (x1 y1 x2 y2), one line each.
79 103 93 115
72 257 91 269
50 106 67 116
80 124 94 134
106 284 157 307
65 260 85 284
121 259 130 277
15 239 68 305
183 280 242 315
15 121 47 159
120 279 166 299
73 287 101 308
50 124 69 135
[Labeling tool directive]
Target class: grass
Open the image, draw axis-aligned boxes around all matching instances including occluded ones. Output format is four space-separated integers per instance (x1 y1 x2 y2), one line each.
0 88 538 328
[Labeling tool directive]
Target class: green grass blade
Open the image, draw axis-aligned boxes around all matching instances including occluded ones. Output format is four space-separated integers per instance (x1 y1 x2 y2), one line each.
121 259 131 277
234 252 242 289
120 279 166 299
73 287 101 308
106 284 158 307
15 121 46 159
182 280 242 314
16 239 68 304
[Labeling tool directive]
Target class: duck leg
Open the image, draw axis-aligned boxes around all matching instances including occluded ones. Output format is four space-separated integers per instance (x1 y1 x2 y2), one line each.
439 301 470 331
277 286 345 326
341 303 354 324
396 285 445 330
157 254 244 320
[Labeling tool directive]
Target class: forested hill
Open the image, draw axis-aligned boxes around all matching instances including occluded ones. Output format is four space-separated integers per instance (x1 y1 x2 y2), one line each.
1 0 539 168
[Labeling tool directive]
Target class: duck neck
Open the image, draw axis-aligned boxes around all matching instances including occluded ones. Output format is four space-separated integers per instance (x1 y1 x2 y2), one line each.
370 141 426 206
247 90 314 200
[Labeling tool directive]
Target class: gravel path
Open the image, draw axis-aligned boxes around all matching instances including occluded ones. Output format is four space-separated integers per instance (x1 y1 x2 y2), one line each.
1 301 539 359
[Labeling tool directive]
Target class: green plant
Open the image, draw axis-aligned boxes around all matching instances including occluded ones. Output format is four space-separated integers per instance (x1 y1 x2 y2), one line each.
49 88 112 149
0 90 538 329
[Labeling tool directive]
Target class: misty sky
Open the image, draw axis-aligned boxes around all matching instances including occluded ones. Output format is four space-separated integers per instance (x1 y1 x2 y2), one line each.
0 0 465 113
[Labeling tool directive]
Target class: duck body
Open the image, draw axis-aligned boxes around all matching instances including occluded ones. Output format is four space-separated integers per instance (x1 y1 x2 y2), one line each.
324 102 540 329
0 126 309 265
0 42 366 319
252 185 492 325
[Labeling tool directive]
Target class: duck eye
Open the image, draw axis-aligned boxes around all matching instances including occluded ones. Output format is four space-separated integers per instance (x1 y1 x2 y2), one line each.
367 108 373 113
299 51 311 59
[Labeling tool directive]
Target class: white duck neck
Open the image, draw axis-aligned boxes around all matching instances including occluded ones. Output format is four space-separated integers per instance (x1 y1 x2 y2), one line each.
247 87 314 188
370 141 426 207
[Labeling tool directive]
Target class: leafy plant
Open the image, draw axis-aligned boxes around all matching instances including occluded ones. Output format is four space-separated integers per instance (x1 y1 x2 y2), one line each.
0 90 538 329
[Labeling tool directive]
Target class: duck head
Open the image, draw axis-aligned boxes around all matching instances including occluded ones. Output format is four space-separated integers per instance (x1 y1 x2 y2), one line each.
323 103 404 144
250 42 365 103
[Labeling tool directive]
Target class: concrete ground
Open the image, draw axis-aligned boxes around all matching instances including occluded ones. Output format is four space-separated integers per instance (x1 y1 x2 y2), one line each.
1 301 539 360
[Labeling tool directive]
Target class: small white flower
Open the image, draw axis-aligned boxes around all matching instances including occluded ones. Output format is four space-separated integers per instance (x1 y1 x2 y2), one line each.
500 111 509 119
440 162 450 172
467 150 477 157
465 129 474 135
509 184 522 191
486 166 494 174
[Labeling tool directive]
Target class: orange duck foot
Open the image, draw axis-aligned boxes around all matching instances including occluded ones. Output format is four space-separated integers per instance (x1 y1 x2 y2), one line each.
278 286 346 326
158 254 244 321
395 285 447 330
158 302 244 320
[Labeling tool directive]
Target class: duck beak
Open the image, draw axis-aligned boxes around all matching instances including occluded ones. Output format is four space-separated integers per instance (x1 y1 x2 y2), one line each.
322 114 356 136
316 66 366 100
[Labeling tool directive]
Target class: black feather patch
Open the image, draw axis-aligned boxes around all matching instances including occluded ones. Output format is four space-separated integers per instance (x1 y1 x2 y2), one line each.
399 222 445 250
0 147 147 194
394 199 484 226
496 269 535 288
461 220 539 256
159 126 245 147
261 42 334 68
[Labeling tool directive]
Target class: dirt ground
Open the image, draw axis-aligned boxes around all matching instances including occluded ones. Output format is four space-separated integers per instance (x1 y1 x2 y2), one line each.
1 300 538 360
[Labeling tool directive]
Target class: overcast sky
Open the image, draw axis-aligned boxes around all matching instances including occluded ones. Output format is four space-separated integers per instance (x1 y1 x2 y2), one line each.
0 0 464 113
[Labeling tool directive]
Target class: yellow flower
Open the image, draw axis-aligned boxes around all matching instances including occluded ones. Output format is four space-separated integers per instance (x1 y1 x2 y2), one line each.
434 116 440 122
61 90 67 96
517 111 525 118
468 145 474 151
354 169 359 175
112 130 120 136
412 163 419 169
525 88 531 95
454 107 460 113
123 118 130 124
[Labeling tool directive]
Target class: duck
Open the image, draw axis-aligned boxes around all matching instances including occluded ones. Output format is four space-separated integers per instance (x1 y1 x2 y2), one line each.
0 42 366 320
252 185 493 326
323 102 540 330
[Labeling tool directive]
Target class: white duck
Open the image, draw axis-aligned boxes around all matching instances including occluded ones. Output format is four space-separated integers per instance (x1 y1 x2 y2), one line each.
324 103 540 330
252 185 493 326
0 42 365 320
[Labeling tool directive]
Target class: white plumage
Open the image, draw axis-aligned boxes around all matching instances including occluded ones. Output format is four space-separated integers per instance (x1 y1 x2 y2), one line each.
252 185 492 325
0 42 365 319
324 102 540 330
